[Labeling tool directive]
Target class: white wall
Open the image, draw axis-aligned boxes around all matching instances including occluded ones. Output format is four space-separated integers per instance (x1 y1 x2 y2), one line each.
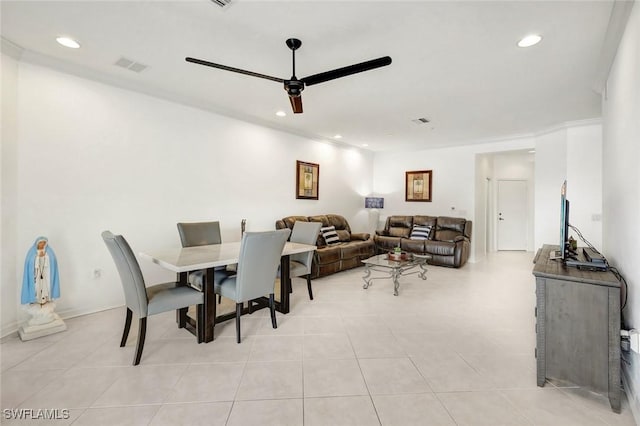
602 2 640 417
1 51 20 335
566 124 603 250
1 61 374 335
533 128 568 250
533 123 603 251
474 154 492 258
374 146 474 219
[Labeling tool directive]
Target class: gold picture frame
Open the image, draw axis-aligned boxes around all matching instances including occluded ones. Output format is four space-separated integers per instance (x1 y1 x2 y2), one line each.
405 170 432 202
296 160 319 200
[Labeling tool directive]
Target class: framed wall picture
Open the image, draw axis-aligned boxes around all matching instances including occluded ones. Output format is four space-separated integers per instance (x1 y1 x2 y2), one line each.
405 170 432 202
296 160 319 200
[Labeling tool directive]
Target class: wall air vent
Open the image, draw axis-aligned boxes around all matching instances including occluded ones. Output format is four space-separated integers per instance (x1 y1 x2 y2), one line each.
114 57 148 73
411 117 430 125
210 0 232 8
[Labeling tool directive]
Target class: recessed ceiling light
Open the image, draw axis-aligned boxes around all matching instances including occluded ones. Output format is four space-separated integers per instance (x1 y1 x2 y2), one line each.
56 37 81 49
333 134 343 139
275 111 286 117
517 34 542 48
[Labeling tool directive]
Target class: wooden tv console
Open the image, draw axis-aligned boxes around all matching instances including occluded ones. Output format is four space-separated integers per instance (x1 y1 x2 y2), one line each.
533 244 621 413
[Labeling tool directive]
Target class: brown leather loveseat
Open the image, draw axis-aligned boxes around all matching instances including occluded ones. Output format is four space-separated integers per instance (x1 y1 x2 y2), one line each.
374 216 472 267
276 214 375 278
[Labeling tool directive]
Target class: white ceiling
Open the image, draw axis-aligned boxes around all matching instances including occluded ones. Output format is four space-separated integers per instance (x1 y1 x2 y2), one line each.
1 0 616 151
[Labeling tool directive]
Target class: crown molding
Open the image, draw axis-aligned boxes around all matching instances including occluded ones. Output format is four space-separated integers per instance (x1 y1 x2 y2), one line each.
534 117 603 138
1 37 25 60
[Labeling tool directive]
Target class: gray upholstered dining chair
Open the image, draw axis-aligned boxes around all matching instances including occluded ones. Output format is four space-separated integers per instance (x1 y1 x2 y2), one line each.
176 221 234 294
288 221 321 300
177 220 223 247
216 228 291 343
102 231 204 365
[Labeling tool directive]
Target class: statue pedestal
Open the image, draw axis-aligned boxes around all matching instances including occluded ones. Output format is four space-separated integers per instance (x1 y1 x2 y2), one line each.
18 303 67 341
19 313 66 341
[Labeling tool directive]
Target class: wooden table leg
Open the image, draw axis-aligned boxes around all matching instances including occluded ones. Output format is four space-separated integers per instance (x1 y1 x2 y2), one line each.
203 267 216 343
177 272 188 327
279 255 291 314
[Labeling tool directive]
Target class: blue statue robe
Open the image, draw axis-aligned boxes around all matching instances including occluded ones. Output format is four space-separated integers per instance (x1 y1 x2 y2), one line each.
21 236 60 304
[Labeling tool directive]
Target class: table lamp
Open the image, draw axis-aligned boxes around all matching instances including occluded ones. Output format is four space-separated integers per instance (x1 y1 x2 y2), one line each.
365 197 384 209
365 197 384 234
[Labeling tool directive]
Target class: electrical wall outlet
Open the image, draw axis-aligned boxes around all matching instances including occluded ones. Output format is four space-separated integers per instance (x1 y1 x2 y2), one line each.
630 330 640 353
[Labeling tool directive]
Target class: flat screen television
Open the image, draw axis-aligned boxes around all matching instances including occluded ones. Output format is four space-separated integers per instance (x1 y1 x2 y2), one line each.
551 180 571 260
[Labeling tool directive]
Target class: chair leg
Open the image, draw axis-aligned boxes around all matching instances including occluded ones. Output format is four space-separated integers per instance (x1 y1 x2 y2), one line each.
133 317 147 366
177 307 187 328
120 308 133 347
269 293 277 329
306 275 314 300
196 303 204 344
235 303 242 344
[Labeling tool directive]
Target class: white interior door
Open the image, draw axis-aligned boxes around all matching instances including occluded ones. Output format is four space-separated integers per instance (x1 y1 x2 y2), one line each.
497 179 527 250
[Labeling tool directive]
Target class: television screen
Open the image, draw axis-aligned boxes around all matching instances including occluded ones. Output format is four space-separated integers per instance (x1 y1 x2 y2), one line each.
550 180 570 261
560 181 567 259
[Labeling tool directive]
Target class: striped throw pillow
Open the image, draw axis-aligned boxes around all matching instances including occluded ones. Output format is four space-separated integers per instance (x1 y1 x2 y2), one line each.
321 226 340 245
410 225 432 240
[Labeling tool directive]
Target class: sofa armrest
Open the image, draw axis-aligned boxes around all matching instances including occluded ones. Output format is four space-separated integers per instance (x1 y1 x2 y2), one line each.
351 232 371 241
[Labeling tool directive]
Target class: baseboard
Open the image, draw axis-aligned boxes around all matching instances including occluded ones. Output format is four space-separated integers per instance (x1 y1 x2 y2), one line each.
1 304 124 339
621 353 640 424
1 320 20 339
56 304 124 321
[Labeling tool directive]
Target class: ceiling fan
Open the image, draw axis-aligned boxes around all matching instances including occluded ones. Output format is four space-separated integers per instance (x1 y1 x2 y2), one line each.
185 38 392 114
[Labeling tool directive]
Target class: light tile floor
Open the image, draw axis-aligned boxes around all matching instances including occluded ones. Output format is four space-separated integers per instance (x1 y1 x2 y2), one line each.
1 252 636 425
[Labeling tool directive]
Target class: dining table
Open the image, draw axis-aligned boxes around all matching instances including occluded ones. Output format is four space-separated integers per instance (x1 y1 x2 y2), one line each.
139 240 316 343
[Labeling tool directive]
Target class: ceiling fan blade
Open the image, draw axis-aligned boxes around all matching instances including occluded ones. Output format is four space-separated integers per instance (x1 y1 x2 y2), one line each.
185 57 284 83
289 95 303 114
301 56 392 86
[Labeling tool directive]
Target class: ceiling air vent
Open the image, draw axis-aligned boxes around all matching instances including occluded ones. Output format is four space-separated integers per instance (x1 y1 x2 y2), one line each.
210 0 232 8
411 117 430 125
114 57 148 73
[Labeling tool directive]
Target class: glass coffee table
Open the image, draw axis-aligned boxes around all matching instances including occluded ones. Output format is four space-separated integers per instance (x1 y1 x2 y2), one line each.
361 253 431 296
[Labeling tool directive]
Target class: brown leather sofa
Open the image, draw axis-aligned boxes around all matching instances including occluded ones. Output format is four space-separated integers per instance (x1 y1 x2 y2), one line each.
276 214 375 278
374 216 472 267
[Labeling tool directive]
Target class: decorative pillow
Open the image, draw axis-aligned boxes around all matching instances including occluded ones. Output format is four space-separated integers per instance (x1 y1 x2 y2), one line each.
410 225 432 240
321 226 340 245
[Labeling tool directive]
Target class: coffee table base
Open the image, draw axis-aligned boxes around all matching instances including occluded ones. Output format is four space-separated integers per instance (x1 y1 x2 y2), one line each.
362 261 427 296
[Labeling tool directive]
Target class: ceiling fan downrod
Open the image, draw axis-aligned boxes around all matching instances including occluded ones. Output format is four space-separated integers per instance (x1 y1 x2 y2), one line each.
285 38 304 97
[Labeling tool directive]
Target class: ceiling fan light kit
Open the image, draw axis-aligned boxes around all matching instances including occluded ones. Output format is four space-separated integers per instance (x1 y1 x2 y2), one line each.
186 38 391 114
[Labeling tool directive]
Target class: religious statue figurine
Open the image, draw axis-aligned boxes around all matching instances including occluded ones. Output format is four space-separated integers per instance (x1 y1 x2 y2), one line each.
19 236 66 341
